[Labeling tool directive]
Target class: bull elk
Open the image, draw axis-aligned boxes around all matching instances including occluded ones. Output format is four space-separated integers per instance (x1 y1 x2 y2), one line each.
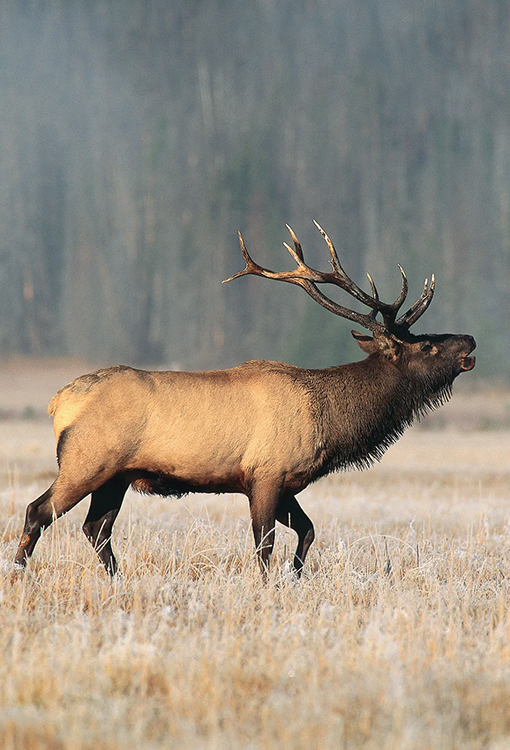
14 221 476 577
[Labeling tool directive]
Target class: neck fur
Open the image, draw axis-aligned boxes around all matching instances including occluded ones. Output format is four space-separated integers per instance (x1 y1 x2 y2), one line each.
309 357 454 477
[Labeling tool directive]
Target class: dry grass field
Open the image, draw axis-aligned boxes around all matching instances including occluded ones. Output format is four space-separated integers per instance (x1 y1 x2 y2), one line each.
0 360 509 749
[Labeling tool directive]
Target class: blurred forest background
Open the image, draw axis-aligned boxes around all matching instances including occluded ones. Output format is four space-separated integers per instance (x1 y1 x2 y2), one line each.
0 0 508 378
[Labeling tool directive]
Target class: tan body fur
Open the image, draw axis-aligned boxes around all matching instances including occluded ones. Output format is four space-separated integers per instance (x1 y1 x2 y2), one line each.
50 362 318 495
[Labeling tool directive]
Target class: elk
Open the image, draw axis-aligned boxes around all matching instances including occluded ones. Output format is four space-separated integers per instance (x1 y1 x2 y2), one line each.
14 221 476 577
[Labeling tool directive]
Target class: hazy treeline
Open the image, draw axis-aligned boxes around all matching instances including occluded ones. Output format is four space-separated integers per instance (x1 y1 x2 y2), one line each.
0 0 508 376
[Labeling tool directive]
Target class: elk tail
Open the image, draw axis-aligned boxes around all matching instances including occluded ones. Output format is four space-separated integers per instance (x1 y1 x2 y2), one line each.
47 391 62 416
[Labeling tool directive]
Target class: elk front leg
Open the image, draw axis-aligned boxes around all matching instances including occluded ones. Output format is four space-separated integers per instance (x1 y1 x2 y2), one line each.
83 474 129 576
249 481 280 578
276 494 315 576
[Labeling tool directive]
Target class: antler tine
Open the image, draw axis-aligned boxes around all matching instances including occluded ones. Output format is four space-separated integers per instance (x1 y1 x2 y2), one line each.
366 272 379 322
392 265 408 311
396 274 435 328
368 264 408 319
313 220 342 274
285 224 305 261
366 267 409 326
366 272 379 301
223 232 270 283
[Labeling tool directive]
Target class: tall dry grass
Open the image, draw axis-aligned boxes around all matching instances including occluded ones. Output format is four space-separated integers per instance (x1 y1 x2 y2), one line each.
0 416 509 749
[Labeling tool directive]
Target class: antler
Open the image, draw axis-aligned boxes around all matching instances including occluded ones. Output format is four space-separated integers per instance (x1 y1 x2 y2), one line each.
396 275 435 329
223 222 434 335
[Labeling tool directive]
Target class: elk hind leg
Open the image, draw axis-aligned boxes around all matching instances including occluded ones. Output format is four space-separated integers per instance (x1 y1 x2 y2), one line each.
276 494 315 577
83 474 129 576
14 476 93 569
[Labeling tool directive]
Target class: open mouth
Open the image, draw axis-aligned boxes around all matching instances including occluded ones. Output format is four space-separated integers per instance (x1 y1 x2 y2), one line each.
460 356 476 371
459 338 476 371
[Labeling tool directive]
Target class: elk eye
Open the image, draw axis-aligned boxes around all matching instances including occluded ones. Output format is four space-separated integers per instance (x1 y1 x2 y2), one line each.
420 342 433 353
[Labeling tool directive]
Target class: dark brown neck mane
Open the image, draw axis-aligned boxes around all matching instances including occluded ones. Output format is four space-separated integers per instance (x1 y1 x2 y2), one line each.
306 355 453 478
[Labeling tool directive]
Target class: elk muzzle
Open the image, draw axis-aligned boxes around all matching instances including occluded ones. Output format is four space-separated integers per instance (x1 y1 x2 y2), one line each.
459 335 476 371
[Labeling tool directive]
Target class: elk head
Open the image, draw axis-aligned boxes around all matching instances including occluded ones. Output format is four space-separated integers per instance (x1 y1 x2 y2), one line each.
224 221 476 404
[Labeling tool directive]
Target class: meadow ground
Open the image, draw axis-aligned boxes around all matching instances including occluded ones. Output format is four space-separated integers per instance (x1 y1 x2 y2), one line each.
0 360 509 749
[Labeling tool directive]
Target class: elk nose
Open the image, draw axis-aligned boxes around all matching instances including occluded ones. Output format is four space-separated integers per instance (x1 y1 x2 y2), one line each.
465 335 476 352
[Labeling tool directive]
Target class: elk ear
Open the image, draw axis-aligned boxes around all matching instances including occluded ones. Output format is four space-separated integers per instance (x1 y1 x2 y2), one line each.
351 330 378 355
